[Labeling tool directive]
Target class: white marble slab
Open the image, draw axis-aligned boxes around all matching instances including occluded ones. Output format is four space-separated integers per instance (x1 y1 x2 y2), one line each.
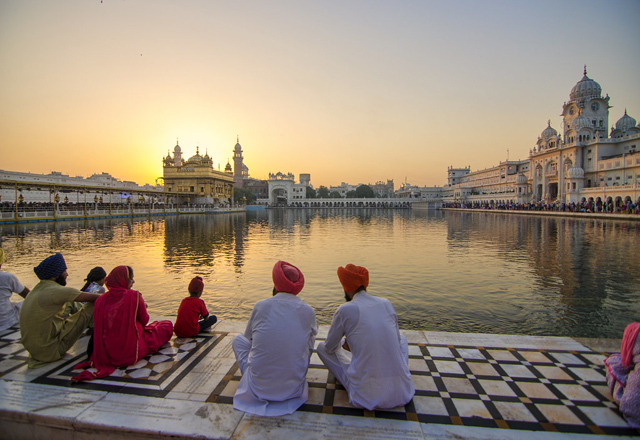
423 332 588 350
423 423 637 439
401 330 428 344
76 393 243 438
204 333 236 359
1 353 79 382
231 411 425 440
0 380 106 418
214 319 248 334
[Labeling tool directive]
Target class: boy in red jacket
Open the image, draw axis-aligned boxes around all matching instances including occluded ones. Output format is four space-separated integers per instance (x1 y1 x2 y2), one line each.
174 276 217 338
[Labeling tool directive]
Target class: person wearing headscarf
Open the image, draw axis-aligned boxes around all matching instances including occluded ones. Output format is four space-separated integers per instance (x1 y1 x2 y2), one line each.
604 322 640 428
72 266 173 382
316 264 414 410
0 248 30 331
19 253 99 368
232 260 317 416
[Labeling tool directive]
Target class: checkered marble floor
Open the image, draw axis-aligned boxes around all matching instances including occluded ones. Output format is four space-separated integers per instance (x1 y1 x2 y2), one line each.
0 321 638 439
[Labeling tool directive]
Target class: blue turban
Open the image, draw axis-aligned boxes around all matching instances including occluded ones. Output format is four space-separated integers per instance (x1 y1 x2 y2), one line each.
34 253 67 280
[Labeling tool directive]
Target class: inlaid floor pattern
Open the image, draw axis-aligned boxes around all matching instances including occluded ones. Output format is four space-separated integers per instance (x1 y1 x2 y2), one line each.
0 327 636 437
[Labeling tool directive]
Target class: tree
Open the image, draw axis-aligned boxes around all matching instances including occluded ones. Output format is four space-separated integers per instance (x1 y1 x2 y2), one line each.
346 190 357 198
306 186 317 198
329 190 342 198
233 187 256 204
355 184 375 198
317 186 330 198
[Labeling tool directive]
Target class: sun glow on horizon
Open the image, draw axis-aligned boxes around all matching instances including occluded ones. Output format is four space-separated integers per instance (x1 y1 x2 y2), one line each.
1 1 639 188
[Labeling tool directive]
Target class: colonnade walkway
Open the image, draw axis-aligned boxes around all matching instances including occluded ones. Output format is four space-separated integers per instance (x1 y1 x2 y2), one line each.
1 319 638 439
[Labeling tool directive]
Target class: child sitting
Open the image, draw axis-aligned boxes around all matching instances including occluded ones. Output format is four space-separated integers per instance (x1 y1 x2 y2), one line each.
174 276 217 338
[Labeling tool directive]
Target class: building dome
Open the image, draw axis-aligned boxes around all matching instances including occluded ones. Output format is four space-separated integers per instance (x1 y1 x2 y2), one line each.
234 135 242 152
615 110 637 132
566 166 585 179
572 114 592 131
570 67 602 101
173 140 182 154
186 146 203 164
225 161 232 173
541 120 557 141
516 173 528 185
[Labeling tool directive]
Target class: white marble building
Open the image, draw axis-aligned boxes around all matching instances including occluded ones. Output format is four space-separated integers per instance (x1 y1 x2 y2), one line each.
435 67 640 208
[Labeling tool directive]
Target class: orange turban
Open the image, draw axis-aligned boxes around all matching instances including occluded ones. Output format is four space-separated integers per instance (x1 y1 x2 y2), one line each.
272 260 305 295
337 264 369 293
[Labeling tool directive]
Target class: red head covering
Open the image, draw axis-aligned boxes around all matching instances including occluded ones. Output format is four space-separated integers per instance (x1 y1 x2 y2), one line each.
621 322 640 368
272 260 304 295
106 265 131 291
189 276 204 294
337 264 369 293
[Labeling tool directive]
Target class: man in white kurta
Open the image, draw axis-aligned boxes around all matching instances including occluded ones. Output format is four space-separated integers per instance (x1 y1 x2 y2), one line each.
317 264 414 410
0 249 30 331
232 261 317 416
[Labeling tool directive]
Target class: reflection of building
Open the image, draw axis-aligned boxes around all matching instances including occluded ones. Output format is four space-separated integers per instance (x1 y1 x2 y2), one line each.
414 68 640 209
163 141 234 205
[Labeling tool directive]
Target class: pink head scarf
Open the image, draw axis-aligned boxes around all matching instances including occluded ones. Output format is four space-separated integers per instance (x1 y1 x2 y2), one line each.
272 261 304 295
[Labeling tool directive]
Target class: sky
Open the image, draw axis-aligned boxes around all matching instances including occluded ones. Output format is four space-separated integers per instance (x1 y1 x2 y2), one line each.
1 1 639 188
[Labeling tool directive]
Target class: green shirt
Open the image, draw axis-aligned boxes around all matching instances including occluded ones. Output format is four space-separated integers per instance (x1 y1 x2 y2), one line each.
19 280 82 363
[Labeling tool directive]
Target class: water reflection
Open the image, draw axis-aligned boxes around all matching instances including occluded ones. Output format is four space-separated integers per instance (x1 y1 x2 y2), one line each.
1 210 638 338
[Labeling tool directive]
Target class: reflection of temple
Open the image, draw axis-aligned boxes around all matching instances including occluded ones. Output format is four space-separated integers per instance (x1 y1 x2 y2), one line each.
163 214 247 270
444 212 640 335
163 141 234 205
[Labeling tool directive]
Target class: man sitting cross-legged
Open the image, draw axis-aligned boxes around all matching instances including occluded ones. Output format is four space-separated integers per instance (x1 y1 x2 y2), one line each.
232 260 317 416
317 264 415 410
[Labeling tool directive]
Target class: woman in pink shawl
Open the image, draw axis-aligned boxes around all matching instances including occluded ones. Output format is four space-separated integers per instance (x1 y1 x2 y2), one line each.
72 266 173 382
604 322 640 428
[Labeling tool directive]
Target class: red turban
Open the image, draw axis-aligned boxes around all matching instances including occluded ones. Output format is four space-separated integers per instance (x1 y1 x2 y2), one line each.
189 276 204 294
337 264 369 293
272 261 304 295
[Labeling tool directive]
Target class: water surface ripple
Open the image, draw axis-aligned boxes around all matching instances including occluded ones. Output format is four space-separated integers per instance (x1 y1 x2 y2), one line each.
1 209 638 339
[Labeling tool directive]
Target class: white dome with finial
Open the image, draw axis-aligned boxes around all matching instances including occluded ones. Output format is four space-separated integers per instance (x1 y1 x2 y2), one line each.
616 110 637 132
541 120 557 141
570 66 602 101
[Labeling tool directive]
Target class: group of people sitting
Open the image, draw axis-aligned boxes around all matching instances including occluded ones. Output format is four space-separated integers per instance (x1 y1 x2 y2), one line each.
1 250 638 424
231 260 415 415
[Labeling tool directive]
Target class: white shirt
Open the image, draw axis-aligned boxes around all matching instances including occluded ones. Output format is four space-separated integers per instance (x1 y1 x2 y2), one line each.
324 291 414 410
234 292 317 416
0 270 26 331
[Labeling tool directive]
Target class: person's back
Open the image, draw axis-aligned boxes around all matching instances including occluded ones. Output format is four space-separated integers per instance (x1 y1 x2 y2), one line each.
0 249 30 330
245 293 315 401
336 292 413 409
174 276 216 338
317 264 414 410
232 260 317 416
